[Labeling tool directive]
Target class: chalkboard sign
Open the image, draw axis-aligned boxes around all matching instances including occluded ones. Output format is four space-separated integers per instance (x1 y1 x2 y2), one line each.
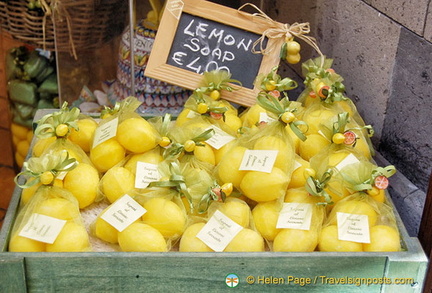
167 13 266 89
145 0 283 107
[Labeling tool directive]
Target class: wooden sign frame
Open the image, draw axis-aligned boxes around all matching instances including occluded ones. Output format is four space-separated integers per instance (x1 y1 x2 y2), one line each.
145 0 283 107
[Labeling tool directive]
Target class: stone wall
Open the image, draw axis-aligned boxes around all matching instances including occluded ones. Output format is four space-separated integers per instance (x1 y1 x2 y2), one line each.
240 0 432 235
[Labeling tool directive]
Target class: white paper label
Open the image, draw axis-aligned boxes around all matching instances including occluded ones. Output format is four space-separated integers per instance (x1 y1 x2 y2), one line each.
259 112 276 124
337 212 370 243
168 0 184 20
239 149 278 173
196 210 243 252
205 126 236 150
19 213 67 244
135 162 161 189
101 194 147 232
276 203 313 230
92 117 118 148
293 160 302 171
186 110 200 119
335 153 361 171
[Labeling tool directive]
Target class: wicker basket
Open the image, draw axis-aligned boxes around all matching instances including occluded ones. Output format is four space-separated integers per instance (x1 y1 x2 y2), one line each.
0 0 127 53
0 1 7 30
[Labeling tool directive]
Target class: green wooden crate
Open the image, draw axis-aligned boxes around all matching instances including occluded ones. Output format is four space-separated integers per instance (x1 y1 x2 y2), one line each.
0 110 428 292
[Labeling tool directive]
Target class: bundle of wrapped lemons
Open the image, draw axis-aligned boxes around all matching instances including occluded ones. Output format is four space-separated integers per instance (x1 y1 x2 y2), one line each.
9 57 400 253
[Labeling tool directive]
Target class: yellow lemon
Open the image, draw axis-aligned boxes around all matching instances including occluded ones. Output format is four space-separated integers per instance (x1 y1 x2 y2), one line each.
324 180 351 206
118 222 167 252
26 130 34 143
303 108 336 135
63 163 100 209
34 197 80 220
53 179 63 188
214 139 236 165
16 140 30 158
11 123 30 140
14 152 25 168
217 146 248 188
179 222 213 252
298 134 331 161
253 135 294 171
240 104 266 127
285 125 301 153
12 134 20 148
240 167 288 202
117 117 158 153
327 151 351 167
351 134 372 159
318 225 363 252
222 101 238 116
224 113 242 133
94 208 120 244
224 228 265 252
101 166 135 203
252 200 281 241
284 188 320 205
197 102 208 114
141 197 186 238
68 118 98 153
367 187 386 203
90 138 126 173
40 171 54 185
46 221 90 252
332 133 346 144
363 225 400 252
335 100 355 118
216 198 251 228
193 142 216 165
329 200 378 227
273 229 319 252
175 108 196 126
124 150 163 175
21 178 42 205
181 121 211 133
32 136 56 157
210 89 221 100
288 156 310 189
9 234 46 252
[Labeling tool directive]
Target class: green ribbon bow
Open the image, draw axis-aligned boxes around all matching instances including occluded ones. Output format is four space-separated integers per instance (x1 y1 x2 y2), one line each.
163 128 216 159
15 150 78 188
352 165 397 192
197 181 226 214
305 169 334 204
256 94 308 141
302 57 347 103
100 96 142 119
147 113 173 148
149 161 194 213
256 66 298 92
35 102 80 139
333 112 349 134
302 57 338 85
194 70 242 99
319 112 374 147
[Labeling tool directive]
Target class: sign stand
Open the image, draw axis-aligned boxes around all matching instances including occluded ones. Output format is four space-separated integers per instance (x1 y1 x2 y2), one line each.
145 0 283 107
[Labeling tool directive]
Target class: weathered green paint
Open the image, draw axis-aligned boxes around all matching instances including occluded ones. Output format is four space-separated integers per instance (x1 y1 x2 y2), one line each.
0 246 426 292
0 109 428 292
0 256 27 292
